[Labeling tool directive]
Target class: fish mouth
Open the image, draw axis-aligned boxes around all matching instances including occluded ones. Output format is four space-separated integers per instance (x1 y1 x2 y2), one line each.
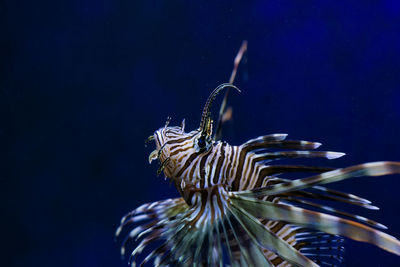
148 149 158 164
146 133 160 164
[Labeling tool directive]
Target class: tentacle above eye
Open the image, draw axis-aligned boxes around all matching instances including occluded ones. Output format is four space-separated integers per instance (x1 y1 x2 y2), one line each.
199 83 240 135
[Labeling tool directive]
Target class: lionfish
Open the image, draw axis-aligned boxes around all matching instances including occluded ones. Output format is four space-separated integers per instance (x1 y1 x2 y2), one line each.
116 42 400 266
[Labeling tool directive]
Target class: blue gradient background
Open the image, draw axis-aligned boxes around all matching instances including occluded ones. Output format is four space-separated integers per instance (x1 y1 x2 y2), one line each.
3 1 400 266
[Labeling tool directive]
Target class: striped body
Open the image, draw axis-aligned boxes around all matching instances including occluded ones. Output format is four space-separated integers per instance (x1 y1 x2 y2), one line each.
154 127 325 195
116 85 400 267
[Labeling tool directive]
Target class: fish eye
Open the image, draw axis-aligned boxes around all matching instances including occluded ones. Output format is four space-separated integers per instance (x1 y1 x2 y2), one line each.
194 135 211 153
197 137 206 148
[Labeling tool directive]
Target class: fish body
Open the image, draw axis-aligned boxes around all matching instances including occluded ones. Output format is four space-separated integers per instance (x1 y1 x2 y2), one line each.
116 84 400 266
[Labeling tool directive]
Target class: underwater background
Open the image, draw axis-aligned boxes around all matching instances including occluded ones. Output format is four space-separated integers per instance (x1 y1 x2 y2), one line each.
3 1 400 266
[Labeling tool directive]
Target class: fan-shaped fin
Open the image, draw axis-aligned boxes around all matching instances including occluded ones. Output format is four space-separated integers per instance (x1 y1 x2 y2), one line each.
228 201 319 266
224 211 274 266
244 134 288 145
259 165 335 176
242 161 400 196
296 232 345 267
254 151 345 161
244 139 322 152
281 197 387 229
231 195 400 256
278 189 379 210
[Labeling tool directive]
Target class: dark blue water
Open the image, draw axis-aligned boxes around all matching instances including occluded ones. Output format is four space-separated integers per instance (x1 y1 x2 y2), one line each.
3 1 400 266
